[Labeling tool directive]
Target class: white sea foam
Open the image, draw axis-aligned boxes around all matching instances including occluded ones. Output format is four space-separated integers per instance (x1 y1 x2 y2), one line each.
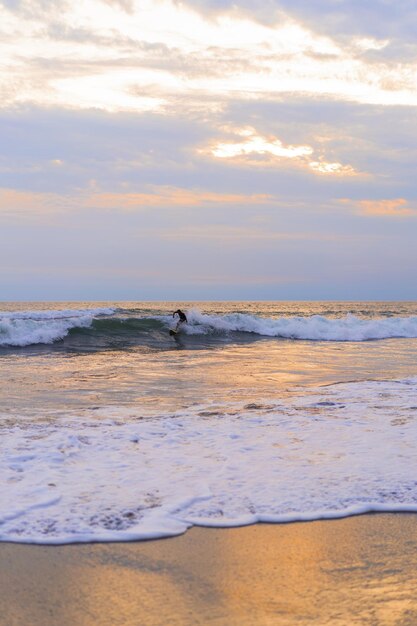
183 310 417 341
1 378 417 543
0 308 114 347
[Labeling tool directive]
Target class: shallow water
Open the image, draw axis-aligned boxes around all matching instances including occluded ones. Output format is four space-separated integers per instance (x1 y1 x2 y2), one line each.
1 301 417 543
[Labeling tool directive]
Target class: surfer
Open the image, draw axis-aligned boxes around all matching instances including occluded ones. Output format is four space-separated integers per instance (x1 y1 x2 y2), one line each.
173 309 187 332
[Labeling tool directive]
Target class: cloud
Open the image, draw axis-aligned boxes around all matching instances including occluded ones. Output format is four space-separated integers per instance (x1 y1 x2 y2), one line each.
210 127 313 159
1 101 416 213
103 0 134 13
344 198 417 217
180 0 417 42
204 126 358 177
0 185 273 220
0 106 215 193
308 161 357 176
2 0 417 114
0 188 72 217
0 0 69 20
86 187 272 209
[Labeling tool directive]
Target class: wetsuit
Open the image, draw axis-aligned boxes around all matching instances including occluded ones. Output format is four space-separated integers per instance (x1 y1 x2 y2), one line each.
173 309 187 323
172 309 187 332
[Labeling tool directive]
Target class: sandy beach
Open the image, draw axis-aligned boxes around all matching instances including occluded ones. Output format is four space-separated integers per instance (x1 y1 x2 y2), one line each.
1 513 417 626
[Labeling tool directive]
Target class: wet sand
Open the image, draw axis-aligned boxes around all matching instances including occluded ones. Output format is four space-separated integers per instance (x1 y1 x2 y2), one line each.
1 514 417 626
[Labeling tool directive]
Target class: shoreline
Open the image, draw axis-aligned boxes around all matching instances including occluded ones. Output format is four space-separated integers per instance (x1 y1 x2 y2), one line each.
1 513 417 625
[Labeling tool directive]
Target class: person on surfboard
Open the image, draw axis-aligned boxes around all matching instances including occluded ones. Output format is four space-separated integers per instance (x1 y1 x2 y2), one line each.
172 309 187 332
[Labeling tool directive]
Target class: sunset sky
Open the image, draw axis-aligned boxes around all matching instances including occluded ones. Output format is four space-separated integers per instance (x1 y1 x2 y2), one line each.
1 0 416 300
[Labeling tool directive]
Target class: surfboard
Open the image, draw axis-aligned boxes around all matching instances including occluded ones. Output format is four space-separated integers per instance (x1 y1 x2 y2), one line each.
169 329 178 336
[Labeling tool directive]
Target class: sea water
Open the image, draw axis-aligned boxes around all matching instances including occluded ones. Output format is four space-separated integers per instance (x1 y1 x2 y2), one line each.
1 301 417 543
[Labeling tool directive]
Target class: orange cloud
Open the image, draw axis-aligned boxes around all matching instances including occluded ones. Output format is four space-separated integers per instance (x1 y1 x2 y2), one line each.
346 198 417 217
0 189 72 215
0 186 272 217
85 187 272 209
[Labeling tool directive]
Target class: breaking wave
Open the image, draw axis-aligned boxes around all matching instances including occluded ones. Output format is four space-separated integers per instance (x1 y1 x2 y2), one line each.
185 310 417 341
0 308 115 347
2 307 417 348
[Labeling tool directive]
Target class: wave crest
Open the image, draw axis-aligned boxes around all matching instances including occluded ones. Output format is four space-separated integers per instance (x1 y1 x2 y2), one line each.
184 310 417 341
0 308 114 347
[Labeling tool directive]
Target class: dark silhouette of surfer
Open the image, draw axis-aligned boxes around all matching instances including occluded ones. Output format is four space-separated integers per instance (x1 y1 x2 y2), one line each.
172 309 187 333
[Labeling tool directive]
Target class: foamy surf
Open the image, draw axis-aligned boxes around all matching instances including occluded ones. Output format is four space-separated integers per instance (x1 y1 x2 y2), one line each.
183 309 417 341
0 307 114 347
2 306 417 348
2 378 417 544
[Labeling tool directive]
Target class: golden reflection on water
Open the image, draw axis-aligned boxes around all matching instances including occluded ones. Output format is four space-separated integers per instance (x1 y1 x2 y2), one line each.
2 338 417 416
1 514 417 626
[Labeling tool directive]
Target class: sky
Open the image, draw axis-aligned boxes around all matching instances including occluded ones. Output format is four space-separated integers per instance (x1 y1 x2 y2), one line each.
1 0 417 300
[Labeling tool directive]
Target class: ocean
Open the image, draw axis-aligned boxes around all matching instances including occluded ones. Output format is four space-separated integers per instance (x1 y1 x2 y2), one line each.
1 301 417 544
